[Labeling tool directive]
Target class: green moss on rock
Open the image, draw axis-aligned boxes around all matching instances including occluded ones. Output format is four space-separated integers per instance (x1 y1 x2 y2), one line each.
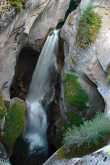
4 99 25 148
9 0 24 9
56 147 66 159
56 140 106 159
66 111 83 127
64 73 89 109
55 112 83 148
76 6 101 48
0 95 7 120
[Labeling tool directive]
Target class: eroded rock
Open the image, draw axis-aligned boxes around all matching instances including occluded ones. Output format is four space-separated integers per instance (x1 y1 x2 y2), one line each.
61 0 110 115
43 144 110 165
0 0 70 99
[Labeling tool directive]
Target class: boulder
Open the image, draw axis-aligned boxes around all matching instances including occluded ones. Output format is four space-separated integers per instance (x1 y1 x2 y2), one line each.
43 144 110 165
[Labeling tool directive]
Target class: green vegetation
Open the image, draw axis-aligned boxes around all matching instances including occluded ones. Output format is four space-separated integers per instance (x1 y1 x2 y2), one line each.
76 7 101 48
66 111 83 127
56 113 110 159
63 113 110 148
0 95 25 149
64 73 89 109
9 0 24 9
57 147 66 159
0 95 6 120
55 112 83 147
4 99 25 148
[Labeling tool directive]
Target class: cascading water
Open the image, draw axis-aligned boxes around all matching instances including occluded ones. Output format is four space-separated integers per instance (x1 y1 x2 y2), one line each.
21 29 59 164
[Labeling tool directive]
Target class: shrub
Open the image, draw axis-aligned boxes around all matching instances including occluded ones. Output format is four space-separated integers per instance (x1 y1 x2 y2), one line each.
64 73 89 109
9 0 24 9
63 113 110 148
55 112 83 148
0 95 7 120
4 99 25 148
76 6 101 48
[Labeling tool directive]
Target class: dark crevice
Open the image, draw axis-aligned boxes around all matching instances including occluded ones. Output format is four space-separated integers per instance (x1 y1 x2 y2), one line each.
56 0 81 29
10 46 39 100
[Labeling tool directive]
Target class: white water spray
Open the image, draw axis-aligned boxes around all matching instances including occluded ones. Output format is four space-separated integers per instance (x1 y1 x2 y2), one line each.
23 30 59 154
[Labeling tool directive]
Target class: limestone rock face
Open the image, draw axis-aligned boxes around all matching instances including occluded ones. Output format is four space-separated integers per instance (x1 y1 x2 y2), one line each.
28 0 70 43
43 145 110 165
61 0 110 115
0 0 70 99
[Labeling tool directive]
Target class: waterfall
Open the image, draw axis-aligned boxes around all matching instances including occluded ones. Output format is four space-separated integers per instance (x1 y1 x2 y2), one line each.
23 30 59 158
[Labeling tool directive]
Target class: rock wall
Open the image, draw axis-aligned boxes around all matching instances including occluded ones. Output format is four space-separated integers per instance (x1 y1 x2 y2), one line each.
0 0 70 99
61 0 110 115
42 1 110 164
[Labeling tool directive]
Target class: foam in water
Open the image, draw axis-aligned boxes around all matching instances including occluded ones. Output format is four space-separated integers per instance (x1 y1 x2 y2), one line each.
24 101 48 152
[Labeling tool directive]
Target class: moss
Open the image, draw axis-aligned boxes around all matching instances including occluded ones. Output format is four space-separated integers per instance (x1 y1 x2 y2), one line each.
0 95 7 120
76 6 101 48
57 139 107 159
55 112 83 148
56 147 66 159
4 99 25 148
64 73 89 109
66 111 83 127
63 113 110 149
9 0 24 9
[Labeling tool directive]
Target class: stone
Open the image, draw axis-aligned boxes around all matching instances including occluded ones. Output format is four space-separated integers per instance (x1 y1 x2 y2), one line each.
43 144 110 165
61 0 110 115
0 0 70 99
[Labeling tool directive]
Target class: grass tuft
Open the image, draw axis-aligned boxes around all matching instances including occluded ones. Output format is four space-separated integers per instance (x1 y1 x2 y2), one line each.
76 6 101 48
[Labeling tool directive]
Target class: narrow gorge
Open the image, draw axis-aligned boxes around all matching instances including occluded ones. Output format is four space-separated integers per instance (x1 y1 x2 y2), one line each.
0 0 110 165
